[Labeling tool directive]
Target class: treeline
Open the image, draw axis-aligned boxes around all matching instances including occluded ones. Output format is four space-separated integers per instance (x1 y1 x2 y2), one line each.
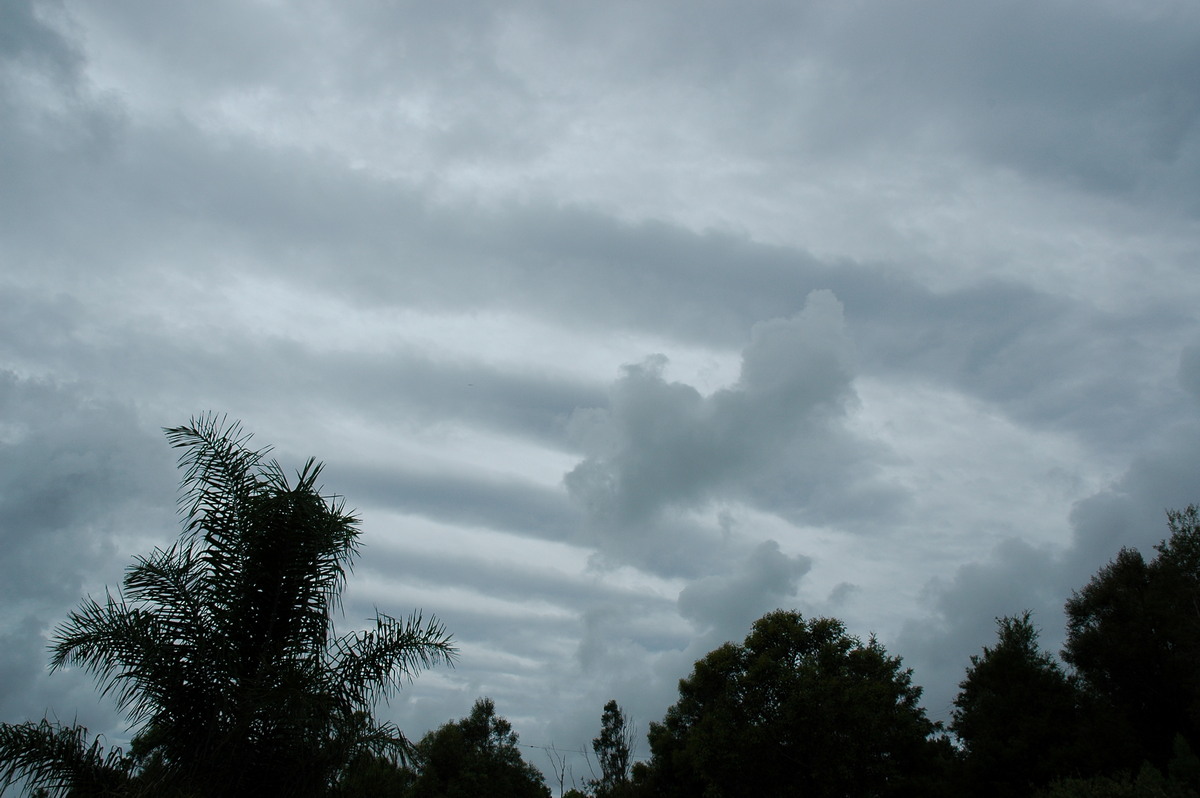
373 502 1200 798
574 506 1200 798
2 416 1199 797
405 505 1200 798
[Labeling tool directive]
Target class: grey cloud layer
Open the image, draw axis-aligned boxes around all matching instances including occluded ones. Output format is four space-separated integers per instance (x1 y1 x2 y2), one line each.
901 388 1200 725
0 371 176 728
4 0 1200 775
5 2 1191 467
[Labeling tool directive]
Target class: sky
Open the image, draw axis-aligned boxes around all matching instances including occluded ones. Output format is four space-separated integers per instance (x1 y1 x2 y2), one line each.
3 0 1200 785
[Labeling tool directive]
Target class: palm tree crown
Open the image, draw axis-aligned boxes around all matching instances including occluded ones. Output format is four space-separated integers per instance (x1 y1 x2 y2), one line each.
1 414 456 797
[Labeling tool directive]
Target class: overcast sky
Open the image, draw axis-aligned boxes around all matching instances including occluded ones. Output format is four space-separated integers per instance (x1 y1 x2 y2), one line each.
4 0 1200 783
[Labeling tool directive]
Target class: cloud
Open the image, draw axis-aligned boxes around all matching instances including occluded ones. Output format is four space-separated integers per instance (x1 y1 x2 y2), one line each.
1179 343 1200 406
1062 426 1200 585
4 1 1200 785
0 371 176 725
897 409 1200 724
0 0 82 81
347 465 580 544
563 290 861 568
895 537 1067 725
640 0 1200 210
678 540 812 643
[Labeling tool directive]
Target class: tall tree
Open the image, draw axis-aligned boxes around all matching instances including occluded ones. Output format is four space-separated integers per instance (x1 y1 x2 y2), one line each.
408 697 551 798
1064 505 1200 770
0 414 457 797
589 700 634 798
635 610 949 798
953 612 1104 796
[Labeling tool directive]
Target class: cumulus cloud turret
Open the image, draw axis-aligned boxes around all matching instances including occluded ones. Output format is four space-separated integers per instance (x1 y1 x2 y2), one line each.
564 291 860 566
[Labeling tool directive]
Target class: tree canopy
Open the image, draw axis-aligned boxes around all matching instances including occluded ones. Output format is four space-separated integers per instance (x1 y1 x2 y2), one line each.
407 697 550 798
635 610 948 798
1064 505 1200 771
0 414 456 797
590 700 634 798
952 612 1109 796
949 505 1200 796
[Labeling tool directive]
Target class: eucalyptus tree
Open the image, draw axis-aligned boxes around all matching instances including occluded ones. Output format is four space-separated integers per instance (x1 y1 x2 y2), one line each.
0 414 456 797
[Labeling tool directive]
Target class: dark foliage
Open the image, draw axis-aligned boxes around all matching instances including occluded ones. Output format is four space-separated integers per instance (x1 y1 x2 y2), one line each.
408 697 550 798
0 414 456 797
590 700 634 798
1038 736 1200 797
635 610 949 798
953 612 1115 796
1064 505 1200 771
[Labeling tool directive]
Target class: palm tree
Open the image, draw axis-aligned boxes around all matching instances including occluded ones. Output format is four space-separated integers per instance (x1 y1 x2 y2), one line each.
0 414 457 797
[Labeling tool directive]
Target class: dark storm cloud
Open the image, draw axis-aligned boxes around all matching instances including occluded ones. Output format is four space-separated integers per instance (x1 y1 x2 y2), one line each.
547 289 908 633
16 0 1200 246
575 603 691 679
0 290 87 374
321 0 1198 214
8 45 1172 482
5 0 1190 709
1063 427 1200 585
0 278 604 459
0 373 173 596
348 554 682 693
9 107 1174 468
361 546 669 616
0 617 49 720
567 0 1200 209
1179 343 1200 405
310 352 604 451
854 280 1194 456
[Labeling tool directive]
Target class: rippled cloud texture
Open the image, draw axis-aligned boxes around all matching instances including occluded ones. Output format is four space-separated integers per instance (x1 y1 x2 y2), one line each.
3 0 1200 773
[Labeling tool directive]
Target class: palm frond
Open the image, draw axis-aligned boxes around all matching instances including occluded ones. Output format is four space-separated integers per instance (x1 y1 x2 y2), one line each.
123 543 209 638
49 592 189 729
215 489 358 676
164 413 269 539
330 611 457 708
0 719 132 796
25 416 455 795
326 714 416 775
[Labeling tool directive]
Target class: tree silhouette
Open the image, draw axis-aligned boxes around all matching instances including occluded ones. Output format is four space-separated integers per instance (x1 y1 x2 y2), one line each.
589 700 634 798
408 697 551 798
636 610 949 798
0 414 456 797
953 612 1105 796
1064 506 1200 771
